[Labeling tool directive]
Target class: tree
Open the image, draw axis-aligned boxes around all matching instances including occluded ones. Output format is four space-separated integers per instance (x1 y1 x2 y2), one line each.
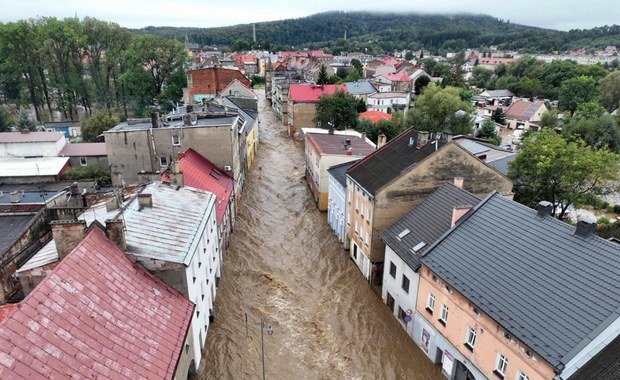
233 38 250 51
315 90 358 131
443 51 466 88
0 108 15 132
558 75 601 116
16 110 37 131
491 107 506 125
477 119 501 145
81 109 119 142
562 108 620 152
406 83 474 135
316 64 329 85
404 51 414 61
599 70 620 112
470 66 493 89
350 58 363 77
540 109 559 129
508 129 620 220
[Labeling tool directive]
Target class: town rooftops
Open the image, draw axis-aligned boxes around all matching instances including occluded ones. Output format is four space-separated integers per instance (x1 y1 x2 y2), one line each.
359 110 392 123
122 182 216 265
421 192 620 369
105 116 237 133
347 128 446 196
327 160 360 188
0 131 64 144
505 99 545 121
344 81 378 96
368 91 409 99
479 89 515 98
382 72 411 81
306 133 376 157
0 157 69 178
59 142 107 157
0 227 194 379
173 148 233 224
380 183 480 271
288 84 347 103
452 136 516 175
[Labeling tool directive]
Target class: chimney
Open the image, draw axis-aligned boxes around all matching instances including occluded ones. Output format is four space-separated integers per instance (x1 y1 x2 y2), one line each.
574 216 597 239
453 177 464 189
346 147 353 155
361 132 367 141
70 182 79 195
9 191 20 203
537 201 553 218
151 112 160 128
105 196 119 212
502 192 515 201
417 131 429 146
377 134 387 149
451 205 472 227
51 220 87 261
138 193 153 208
20 129 30 134
105 219 127 250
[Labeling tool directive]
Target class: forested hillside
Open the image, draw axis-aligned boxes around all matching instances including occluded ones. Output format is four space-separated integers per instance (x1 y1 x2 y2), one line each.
132 11 620 54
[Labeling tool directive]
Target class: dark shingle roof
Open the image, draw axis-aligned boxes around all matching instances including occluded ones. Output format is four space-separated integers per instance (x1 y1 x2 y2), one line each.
380 183 480 271
347 128 445 195
421 192 620 369
569 334 620 380
328 160 360 187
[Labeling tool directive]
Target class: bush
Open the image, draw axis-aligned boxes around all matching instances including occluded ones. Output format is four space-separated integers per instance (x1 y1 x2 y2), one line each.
602 201 610 210
597 216 612 225
62 166 112 187
614 204 620 214
608 205 616 213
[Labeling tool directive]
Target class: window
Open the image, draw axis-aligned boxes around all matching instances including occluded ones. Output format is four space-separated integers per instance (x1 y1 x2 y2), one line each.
517 372 529 380
365 231 369 246
386 292 395 312
389 262 397 278
464 327 476 351
79 157 87 166
426 293 435 314
159 156 169 167
354 220 358 235
439 304 448 325
494 353 508 378
398 306 407 322
172 134 181 146
401 275 410 293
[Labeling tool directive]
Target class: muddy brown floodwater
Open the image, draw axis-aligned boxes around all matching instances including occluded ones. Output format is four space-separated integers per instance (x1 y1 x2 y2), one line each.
195 92 444 380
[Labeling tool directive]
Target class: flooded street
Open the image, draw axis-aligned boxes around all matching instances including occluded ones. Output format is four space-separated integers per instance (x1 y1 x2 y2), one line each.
197 92 443 380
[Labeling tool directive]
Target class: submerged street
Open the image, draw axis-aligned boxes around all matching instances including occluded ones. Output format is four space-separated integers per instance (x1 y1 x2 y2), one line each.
197 92 443 380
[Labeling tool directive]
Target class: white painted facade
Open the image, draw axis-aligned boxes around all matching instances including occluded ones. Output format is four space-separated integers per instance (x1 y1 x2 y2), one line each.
0 135 66 158
350 241 371 280
366 93 410 113
381 245 420 339
327 172 347 245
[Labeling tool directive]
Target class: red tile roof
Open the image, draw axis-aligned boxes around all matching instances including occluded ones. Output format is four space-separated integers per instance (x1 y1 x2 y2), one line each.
0 132 64 143
0 304 17 323
359 111 393 123
171 149 233 224
59 142 107 157
289 84 347 103
0 227 194 380
188 67 250 97
383 72 410 82
505 100 545 121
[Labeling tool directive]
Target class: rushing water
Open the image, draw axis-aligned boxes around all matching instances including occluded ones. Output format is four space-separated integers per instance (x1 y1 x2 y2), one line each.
196 92 443 380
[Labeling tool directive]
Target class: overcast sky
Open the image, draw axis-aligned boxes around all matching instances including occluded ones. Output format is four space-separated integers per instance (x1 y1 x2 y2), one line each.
0 0 616 32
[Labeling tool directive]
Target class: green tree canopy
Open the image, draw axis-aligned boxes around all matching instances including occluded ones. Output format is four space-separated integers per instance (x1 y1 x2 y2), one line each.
406 83 474 135
491 107 506 125
508 129 620 219
558 75 601 116
315 89 359 131
17 110 37 131
81 109 119 142
477 119 501 145
0 108 15 132
599 70 620 112
316 64 329 85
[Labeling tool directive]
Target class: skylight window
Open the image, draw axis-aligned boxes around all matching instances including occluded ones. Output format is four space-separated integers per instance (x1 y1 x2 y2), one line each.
397 229 410 239
412 241 427 252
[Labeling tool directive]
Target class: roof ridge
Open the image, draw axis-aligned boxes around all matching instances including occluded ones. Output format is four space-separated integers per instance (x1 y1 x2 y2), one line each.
346 127 416 173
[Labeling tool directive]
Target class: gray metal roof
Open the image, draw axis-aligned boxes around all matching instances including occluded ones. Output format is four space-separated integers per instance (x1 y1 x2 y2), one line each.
344 81 377 95
0 214 35 253
380 183 480 271
487 155 516 176
327 160 360 188
121 183 216 265
421 192 620 369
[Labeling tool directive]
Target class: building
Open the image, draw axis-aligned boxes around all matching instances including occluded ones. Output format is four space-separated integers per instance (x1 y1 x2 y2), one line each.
305 132 375 210
104 105 244 198
0 131 66 158
380 182 480 341
18 182 221 373
359 110 392 124
452 136 517 176
504 100 547 130
327 160 360 246
0 226 196 379
184 67 251 104
344 81 378 100
170 148 235 255
59 142 108 169
42 121 81 139
415 194 620 380
220 78 258 100
366 92 410 113
287 84 347 135
0 157 70 184
345 129 512 286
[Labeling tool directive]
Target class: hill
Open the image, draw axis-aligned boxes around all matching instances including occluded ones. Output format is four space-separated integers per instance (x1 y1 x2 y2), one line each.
131 11 620 54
